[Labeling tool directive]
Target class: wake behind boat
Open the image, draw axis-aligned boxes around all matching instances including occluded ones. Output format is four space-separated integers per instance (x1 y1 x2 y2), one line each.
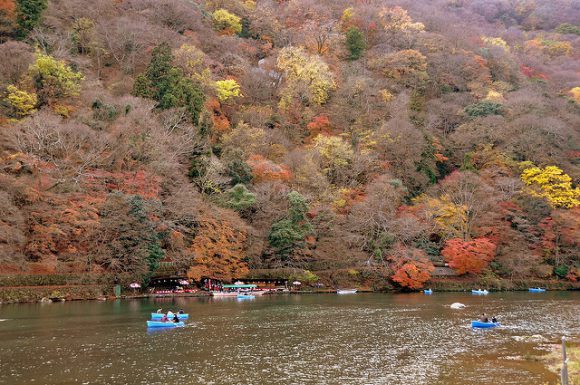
147 320 185 328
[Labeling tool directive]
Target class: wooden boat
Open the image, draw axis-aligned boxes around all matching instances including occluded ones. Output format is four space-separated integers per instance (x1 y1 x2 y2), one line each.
151 313 189 320
471 289 489 295
471 320 500 329
423 289 433 294
146 321 185 328
528 288 546 292
336 289 358 294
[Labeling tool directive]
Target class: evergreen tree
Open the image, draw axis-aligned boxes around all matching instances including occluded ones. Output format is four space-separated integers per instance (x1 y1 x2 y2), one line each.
15 0 47 38
134 43 205 124
268 191 313 260
345 26 366 60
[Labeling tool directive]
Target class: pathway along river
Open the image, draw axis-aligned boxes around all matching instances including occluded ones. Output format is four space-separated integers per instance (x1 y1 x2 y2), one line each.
0 292 578 385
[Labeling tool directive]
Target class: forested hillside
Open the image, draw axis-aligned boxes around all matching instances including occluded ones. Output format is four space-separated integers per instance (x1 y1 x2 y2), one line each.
0 0 578 291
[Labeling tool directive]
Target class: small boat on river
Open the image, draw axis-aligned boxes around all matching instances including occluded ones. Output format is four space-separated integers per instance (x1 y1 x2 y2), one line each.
151 313 189 320
237 294 255 299
528 288 546 293
423 289 433 294
471 320 500 329
471 289 489 295
146 321 185 328
337 289 358 294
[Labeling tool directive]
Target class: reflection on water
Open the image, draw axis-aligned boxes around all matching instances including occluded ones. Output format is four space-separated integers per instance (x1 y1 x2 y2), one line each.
0 292 578 385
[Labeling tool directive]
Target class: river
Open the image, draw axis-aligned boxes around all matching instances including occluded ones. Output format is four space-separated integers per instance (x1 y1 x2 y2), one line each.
0 291 578 385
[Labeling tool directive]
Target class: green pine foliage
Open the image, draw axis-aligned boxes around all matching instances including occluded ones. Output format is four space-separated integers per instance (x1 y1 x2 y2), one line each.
464 101 503 117
15 0 48 37
268 191 313 259
133 43 205 124
345 27 366 60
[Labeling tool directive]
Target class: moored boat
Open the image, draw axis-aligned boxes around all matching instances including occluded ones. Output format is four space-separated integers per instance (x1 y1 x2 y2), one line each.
471 320 500 329
337 289 358 294
471 289 489 295
528 287 546 292
211 291 239 297
151 313 189 320
237 294 255 299
146 321 185 328
423 289 433 294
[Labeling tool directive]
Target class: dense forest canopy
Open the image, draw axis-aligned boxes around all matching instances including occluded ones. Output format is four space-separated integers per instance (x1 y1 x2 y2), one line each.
0 0 578 289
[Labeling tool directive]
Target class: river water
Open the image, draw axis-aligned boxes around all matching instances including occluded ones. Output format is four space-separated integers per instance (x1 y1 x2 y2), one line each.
0 292 578 385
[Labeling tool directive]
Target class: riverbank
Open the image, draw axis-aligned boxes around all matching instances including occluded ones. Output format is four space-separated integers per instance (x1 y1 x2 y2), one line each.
0 274 578 304
541 341 580 385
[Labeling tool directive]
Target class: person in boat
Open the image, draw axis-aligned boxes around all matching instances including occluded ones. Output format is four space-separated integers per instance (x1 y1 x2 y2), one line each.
161 314 168 322
167 310 174 318
479 313 489 323
178 309 184 314
156 308 163 313
173 314 180 323
491 316 497 323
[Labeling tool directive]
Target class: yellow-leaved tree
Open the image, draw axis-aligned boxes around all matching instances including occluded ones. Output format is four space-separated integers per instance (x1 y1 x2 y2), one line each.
421 194 468 239
277 46 336 108
521 165 580 208
29 52 84 104
312 134 353 182
215 79 242 102
211 9 242 35
4 85 37 118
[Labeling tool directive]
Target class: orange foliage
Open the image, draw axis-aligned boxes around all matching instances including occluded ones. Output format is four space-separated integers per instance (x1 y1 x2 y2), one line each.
442 237 496 275
391 260 434 290
0 0 15 13
187 216 249 281
83 170 161 199
389 246 434 289
247 154 292 182
306 114 332 139
25 194 104 273
206 98 230 137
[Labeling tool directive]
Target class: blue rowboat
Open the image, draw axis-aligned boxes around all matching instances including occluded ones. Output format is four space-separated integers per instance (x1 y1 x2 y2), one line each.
237 294 255 299
472 289 489 295
471 321 500 329
151 313 189 319
146 321 185 328
529 288 546 293
423 289 433 294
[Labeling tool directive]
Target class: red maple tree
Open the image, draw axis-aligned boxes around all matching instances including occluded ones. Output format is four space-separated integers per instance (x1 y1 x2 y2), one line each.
442 237 496 275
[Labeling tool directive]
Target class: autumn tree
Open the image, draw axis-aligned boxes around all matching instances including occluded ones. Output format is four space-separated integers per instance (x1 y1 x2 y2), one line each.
4 84 36 117
390 247 434 290
370 50 428 88
28 52 83 105
215 79 242 102
212 8 242 35
442 237 496 275
521 165 580 209
277 46 336 108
